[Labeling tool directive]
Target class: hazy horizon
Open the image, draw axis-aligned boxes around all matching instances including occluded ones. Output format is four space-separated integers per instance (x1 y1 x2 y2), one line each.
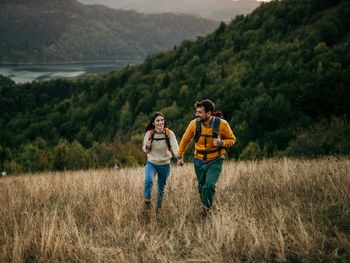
77 0 269 21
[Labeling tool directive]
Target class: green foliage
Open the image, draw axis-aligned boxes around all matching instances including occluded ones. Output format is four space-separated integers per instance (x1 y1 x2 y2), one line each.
1 0 350 173
240 142 264 160
52 140 94 171
286 117 350 156
0 75 15 87
4 138 51 173
160 102 181 122
119 101 133 130
52 139 70 171
90 140 146 168
0 1 217 62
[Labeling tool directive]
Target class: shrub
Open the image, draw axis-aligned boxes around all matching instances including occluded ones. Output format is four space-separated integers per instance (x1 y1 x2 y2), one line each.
286 117 350 156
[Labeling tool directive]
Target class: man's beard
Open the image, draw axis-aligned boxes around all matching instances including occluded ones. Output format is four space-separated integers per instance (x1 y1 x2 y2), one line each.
197 116 208 122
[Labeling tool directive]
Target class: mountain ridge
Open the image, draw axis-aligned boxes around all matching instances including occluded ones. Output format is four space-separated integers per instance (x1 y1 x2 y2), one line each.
0 0 218 63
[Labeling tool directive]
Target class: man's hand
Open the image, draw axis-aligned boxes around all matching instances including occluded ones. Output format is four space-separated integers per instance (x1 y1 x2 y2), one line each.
213 138 223 147
177 158 184 166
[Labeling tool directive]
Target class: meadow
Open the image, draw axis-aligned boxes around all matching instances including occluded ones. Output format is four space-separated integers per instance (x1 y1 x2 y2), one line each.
0 157 349 262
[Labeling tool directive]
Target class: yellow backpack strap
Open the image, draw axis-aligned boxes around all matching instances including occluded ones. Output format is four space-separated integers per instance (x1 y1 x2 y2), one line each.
164 128 175 157
164 128 171 150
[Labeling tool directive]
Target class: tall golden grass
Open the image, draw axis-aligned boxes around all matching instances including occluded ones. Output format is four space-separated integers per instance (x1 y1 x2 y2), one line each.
0 157 349 262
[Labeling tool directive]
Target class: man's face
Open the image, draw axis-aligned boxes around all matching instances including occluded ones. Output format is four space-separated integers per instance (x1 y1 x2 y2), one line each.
196 106 211 122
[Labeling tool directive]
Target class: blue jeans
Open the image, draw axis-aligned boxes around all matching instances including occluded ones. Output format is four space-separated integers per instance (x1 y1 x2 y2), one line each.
144 161 170 207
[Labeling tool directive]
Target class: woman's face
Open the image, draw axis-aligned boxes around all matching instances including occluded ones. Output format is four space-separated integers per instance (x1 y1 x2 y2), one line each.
153 115 165 131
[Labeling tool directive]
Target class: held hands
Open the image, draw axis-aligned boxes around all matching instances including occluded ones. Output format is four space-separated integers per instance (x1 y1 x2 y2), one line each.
177 158 184 166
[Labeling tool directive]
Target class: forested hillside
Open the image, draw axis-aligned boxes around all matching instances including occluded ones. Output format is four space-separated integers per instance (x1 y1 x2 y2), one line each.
0 0 217 62
1 0 349 173
0 75 14 87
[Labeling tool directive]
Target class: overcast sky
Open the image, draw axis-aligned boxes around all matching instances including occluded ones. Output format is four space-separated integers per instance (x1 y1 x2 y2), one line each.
78 0 270 21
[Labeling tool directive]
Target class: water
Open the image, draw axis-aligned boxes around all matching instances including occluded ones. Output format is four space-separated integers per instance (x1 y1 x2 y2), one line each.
0 61 139 84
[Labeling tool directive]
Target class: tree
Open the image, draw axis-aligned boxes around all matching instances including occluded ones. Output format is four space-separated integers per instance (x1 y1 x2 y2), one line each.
53 139 70 171
16 138 51 172
119 101 133 130
0 75 15 87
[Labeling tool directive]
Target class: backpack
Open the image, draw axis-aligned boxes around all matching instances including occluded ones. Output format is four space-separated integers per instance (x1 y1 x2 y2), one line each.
148 128 175 157
194 111 224 160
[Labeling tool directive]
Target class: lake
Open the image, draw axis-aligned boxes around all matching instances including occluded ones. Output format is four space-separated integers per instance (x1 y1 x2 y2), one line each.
0 61 139 84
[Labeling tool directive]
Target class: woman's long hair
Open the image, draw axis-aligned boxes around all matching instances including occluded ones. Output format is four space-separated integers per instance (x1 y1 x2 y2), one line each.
146 112 168 132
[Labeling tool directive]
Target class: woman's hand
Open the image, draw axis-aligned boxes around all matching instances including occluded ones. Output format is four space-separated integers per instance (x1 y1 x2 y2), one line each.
145 139 152 151
177 157 184 166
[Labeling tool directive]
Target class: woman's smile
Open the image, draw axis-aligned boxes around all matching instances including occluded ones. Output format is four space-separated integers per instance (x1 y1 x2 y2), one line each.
154 116 165 132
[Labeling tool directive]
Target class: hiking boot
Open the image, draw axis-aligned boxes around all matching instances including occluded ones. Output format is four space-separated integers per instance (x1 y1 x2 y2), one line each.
201 207 210 218
155 205 162 215
144 200 152 210
140 200 152 224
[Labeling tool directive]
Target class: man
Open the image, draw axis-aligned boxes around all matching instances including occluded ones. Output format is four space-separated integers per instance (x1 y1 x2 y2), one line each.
177 99 236 216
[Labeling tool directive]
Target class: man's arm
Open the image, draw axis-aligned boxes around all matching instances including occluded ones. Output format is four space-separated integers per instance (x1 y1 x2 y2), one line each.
177 120 196 165
220 120 236 148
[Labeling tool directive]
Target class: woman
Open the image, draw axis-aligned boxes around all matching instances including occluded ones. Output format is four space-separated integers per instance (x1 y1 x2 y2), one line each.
142 112 179 212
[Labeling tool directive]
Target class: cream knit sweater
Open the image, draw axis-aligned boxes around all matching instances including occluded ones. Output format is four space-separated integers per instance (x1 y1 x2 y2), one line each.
142 129 179 165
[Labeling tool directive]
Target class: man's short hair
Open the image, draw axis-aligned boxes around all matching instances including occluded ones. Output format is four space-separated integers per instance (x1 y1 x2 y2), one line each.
195 99 215 113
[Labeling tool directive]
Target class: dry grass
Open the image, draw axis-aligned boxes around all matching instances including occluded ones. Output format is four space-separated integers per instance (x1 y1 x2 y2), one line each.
1 157 350 262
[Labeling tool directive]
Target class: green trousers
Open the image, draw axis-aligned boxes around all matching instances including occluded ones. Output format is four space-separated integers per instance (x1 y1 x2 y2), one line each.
194 157 223 209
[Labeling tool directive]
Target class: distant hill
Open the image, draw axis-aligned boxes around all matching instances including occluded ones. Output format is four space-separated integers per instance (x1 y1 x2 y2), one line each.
0 75 15 87
0 0 218 62
1 0 349 173
78 0 261 21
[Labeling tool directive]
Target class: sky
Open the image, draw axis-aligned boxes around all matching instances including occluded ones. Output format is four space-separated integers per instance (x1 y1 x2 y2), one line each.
77 0 268 21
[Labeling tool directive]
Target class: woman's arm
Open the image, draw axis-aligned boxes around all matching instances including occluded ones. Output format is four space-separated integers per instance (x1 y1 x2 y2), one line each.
169 130 179 157
142 131 152 153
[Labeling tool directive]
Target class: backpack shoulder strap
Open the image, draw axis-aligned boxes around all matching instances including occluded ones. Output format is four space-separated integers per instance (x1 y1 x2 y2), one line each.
212 117 221 139
194 119 201 142
148 129 155 143
164 128 175 157
164 128 171 150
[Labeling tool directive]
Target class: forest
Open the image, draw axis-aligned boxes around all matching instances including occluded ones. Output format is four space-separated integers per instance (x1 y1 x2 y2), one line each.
0 0 349 173
0 0 217 62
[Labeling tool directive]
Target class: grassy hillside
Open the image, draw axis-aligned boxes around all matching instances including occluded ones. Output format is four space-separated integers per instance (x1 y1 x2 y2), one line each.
0 0 217 62
0 0 349 173
0 158 349 261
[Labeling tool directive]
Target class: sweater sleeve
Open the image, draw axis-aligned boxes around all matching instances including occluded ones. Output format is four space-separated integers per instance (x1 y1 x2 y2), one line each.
221 120 236 148
168 130 179 157
142 131 151 153
177 120 196 158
